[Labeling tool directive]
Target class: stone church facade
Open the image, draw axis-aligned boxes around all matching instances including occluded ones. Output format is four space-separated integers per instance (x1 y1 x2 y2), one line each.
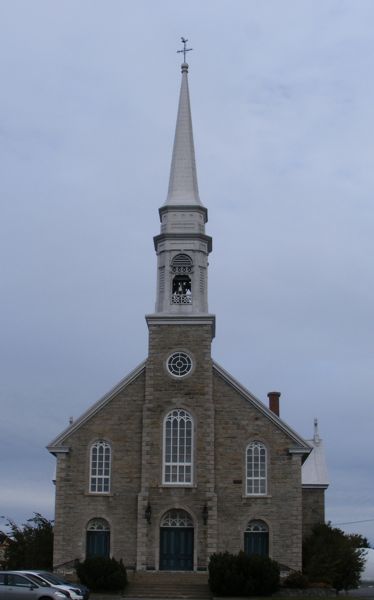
48 60 328 574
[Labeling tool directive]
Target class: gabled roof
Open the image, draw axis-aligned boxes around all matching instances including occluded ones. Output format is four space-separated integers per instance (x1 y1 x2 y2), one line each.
47 358 311 458
47 360 146 454
213 361 312 455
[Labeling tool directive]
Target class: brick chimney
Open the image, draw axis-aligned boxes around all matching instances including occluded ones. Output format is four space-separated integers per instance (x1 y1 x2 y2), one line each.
268 391 281 416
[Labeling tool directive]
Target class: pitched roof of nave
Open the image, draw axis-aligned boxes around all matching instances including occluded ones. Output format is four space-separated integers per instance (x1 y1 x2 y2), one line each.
47 359 311 456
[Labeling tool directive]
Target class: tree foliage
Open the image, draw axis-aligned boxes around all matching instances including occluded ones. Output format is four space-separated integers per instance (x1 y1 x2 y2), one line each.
2 513 53 569
303 523 369 592
76 556 127 591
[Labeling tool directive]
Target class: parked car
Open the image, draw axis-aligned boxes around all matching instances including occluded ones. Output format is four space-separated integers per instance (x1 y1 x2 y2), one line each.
0 572 69 600
15 573 88 600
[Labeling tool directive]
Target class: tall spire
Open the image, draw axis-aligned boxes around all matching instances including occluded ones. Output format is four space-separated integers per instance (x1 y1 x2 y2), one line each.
165 62 202 206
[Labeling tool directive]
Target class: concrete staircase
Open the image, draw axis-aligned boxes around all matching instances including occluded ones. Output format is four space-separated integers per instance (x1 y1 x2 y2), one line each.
124 571 211 599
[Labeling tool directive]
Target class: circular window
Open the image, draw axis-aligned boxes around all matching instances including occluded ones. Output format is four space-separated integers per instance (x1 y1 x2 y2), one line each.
167 352 193 377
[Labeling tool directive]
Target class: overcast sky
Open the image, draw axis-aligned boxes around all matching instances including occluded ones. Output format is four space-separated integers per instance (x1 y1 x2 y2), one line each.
1 0 373 545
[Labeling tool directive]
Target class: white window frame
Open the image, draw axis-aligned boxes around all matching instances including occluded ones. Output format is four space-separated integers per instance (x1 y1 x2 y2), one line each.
163 409 193 485
89 440 111 494
246 441 267 495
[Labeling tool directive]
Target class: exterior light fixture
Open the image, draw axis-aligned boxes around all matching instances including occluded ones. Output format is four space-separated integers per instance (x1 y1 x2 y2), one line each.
145 503 152 524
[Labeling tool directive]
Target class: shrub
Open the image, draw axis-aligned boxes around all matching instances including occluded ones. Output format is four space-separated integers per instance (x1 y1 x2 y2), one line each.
282 571 309 589
76 556 127 591
209 551 280 596
303 523 369 592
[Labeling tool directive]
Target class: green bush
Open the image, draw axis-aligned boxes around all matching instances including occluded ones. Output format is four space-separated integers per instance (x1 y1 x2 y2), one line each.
76 556 127 591
282 571 309 589
303 523 369 592
209 551 280 596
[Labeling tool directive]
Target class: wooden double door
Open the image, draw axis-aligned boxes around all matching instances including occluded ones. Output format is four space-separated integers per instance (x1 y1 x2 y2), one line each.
159 527 194 571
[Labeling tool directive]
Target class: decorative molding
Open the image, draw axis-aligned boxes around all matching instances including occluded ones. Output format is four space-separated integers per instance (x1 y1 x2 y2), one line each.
146 314 216 338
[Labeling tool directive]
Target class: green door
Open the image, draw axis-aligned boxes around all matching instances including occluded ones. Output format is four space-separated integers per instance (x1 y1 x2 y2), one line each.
160 527 194 570
244 530 269 556
86 530 110 558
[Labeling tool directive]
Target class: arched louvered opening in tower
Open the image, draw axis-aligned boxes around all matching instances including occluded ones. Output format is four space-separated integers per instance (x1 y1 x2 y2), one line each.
171 253 193 304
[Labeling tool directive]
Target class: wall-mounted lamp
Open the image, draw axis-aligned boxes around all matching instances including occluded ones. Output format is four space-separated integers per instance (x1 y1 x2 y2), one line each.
145 503 152 524
202 504 208 525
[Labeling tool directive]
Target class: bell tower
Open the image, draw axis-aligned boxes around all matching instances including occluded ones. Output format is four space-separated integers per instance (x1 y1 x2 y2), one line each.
152 62 213 320
139 54 217 571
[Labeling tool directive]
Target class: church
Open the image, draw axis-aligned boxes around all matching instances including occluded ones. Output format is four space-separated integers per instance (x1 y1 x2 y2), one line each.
48 54 328 575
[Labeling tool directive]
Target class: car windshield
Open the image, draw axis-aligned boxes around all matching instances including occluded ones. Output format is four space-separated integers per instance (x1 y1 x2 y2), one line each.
37 573 64 585
25 575 50 587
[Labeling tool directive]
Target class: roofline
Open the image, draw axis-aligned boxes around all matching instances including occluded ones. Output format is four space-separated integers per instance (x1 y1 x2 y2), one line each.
47 360 146 452
302 483 329 489
212 361 312 454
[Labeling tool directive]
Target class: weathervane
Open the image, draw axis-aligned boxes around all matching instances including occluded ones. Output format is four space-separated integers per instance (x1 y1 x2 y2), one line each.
177 37 193 62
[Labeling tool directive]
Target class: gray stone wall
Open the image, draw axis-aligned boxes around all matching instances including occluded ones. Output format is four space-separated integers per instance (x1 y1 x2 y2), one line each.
213 371 303 572
53 371 145 569
138 322 216 570
53 321 307 573
302 488 325 539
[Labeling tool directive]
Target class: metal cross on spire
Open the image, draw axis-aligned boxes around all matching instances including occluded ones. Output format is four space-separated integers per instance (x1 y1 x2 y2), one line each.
177 37 193 62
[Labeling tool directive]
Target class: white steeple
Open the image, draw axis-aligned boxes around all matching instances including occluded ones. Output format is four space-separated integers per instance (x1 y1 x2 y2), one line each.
165 63 202 207
150 56 213 320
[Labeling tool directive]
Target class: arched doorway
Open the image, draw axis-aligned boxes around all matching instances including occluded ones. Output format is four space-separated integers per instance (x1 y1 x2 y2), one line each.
244 519 269 557
86 518 110 558
159 509 194 571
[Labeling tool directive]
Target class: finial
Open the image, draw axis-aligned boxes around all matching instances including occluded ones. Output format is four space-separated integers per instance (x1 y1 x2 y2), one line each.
177 36 193 66
313 418 320 444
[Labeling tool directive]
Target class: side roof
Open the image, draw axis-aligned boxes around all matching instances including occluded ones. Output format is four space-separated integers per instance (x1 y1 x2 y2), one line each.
213 361 311 455
47 360 146 454
302 420 329 488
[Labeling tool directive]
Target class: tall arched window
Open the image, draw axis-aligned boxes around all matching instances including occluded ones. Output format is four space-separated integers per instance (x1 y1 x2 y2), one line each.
90 440 111 493
171 254 192 304
163 409 193 484
246 441 267 495
244 520 269 557
86 518 110 558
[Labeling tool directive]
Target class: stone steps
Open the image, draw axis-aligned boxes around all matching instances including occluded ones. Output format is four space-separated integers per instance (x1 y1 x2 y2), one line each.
125 572 211 599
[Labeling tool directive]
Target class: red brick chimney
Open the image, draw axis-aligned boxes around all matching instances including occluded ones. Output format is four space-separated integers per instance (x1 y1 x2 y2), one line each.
268 391 281 416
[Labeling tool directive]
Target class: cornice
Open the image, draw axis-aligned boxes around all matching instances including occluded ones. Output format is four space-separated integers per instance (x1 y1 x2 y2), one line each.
158 204 208 223
146 314 216 338
153 232 212 253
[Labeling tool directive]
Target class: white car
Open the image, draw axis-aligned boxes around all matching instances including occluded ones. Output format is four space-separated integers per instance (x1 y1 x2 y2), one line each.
16 572 85 600
0 572 69 600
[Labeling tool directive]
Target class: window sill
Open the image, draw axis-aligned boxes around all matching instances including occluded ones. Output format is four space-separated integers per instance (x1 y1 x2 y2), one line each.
159 484 197 489
85 492 113 497
242 494 272 499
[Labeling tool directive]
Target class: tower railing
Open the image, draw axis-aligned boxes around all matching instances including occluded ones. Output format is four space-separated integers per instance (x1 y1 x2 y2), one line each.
171 293 192 304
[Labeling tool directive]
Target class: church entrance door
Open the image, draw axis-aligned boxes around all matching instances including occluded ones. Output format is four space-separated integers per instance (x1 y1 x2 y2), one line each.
159 509 194 571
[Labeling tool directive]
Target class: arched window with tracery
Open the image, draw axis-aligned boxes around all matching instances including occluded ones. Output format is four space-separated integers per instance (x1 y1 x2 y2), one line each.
171 254 193 304
90 440 111 493
244 520 269 557
163 409 193 485
86 518 110 558
246 441 267 495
